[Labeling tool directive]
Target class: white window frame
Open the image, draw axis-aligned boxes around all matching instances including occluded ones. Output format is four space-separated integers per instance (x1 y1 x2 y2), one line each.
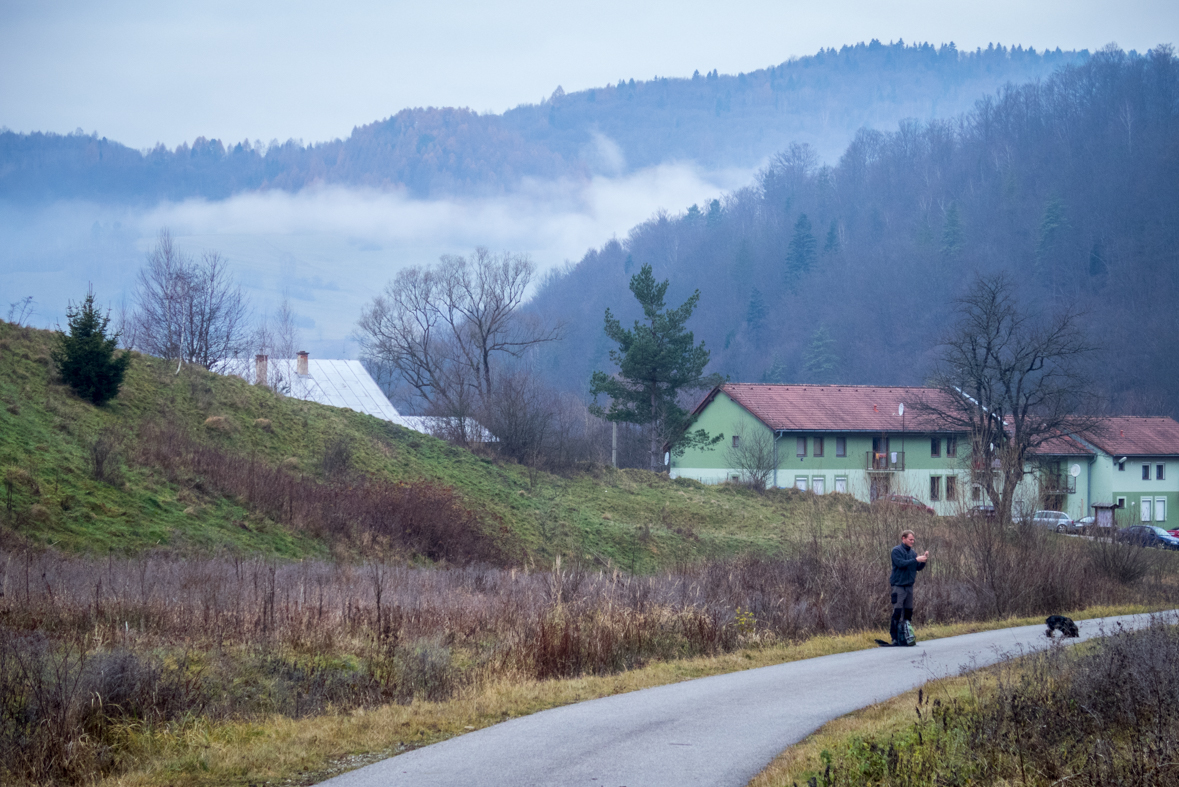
795 476 807 492
812 477 825 495
1156 497 1167 523
834 477 847 494
1141 498 1153 522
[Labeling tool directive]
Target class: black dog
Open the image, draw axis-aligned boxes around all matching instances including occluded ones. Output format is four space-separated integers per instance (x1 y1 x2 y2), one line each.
1046 615 1079 638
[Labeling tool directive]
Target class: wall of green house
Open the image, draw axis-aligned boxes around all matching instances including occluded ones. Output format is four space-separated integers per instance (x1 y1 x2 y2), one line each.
1075 449 1177 526
670 391 773 483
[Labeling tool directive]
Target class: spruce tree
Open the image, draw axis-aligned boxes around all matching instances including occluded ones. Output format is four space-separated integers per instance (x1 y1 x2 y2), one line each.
590 264 720 471
51 289 130 406
802 326 839 383
940 202 963 259
786 213 816 278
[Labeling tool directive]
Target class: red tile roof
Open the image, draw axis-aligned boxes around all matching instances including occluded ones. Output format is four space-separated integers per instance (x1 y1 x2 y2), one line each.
1082 417 1179 457
1031 433 1093 456
706 384 960 432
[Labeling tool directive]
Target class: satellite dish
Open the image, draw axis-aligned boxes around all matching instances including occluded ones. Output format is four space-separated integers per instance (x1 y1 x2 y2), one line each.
898 403 905 416
1069 464 1081 478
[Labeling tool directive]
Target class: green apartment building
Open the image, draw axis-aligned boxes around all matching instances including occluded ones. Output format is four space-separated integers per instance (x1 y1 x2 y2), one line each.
670 384 1179 525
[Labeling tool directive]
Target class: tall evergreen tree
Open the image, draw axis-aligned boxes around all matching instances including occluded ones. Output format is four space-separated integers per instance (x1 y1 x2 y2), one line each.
590 264 720 471
786 213 817 278
745 287 767 332
51 288 130 406
802 326 839 383
823 219 841 254
940 202 963 259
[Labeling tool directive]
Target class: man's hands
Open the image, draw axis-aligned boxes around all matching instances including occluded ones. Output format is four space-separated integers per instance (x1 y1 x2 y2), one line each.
916 550 930 563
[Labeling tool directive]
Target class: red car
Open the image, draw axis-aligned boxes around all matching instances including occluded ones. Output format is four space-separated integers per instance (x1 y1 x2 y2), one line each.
874 494 936 515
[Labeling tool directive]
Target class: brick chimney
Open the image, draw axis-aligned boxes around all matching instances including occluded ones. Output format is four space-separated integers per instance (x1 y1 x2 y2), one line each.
297 351 309 376
255 354 268 386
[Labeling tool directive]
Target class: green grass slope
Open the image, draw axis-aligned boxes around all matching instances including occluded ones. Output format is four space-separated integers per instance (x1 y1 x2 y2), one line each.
0 320 855 567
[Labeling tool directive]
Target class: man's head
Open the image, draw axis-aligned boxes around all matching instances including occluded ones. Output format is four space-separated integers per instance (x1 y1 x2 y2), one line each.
900 530 915 547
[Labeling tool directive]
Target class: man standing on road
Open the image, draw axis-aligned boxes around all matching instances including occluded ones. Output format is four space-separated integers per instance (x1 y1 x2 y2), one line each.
889 530 929 646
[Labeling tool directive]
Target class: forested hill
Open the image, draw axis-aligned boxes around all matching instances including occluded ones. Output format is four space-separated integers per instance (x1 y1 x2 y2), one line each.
526 46 1179 419
1 42 1082 202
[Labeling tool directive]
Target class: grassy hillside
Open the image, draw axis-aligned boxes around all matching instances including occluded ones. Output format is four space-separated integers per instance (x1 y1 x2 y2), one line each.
0 319 846 566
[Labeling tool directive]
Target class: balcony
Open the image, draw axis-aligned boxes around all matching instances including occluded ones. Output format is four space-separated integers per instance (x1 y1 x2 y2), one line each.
1042 474 1077 494
867 451 905 472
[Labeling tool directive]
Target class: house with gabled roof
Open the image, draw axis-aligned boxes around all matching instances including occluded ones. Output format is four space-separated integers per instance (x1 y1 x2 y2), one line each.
1072 416 1179 526
672 383 976 515
672 383 1179 525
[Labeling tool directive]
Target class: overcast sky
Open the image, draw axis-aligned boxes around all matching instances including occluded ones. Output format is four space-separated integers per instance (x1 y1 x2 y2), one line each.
2 0 1177 150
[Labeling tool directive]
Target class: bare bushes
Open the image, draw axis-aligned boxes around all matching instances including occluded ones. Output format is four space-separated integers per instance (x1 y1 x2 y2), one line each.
1086 532 1155 584
0 634 204 784
797 616 1179 786
87 427 123 485
133 421 505 564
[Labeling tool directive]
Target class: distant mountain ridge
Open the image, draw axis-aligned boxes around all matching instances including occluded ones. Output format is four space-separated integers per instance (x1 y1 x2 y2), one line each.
524 45 1179 419
0 41 1085 203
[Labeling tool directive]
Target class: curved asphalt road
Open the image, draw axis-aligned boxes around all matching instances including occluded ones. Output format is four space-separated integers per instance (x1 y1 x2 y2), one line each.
318 612 1174 787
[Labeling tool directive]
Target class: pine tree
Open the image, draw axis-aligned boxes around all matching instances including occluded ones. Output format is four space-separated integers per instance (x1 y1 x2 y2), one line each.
786 213 816 278
590 264 720 471
51 288 131 406
823 220 841 254
802 326 839 383
745 287 766 332
940 202 963 259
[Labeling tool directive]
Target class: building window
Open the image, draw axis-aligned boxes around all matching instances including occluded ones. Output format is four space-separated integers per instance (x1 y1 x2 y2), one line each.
1118 461 1125 471
796 437 807 457
813 477 825 494
931 438 940 457
1117 496 1126 508
834 477 847 493
930 476 941 501
1158 464 1166 480
835 437 846 457
1143 464 1151 480
795 476 807 491
732 435 740 448
814 437 824 457
946 437 957 457
1141 498 1153 522
972 485 982 502
946 476 957 501
1157 498 1167 522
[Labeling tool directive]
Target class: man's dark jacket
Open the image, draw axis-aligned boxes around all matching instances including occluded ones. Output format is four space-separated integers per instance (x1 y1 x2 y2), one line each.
890 543 926 587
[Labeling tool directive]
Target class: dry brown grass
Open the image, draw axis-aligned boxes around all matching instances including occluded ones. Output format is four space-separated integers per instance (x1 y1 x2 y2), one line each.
4 503 1179 786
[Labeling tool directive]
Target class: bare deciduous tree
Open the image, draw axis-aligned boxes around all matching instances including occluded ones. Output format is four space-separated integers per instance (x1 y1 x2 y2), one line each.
916 274 1099 525
131 229 251 371
724 418 778 489
357 247 562 415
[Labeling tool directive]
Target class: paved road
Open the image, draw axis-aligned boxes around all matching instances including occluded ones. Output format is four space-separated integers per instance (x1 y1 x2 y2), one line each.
318 612 1173 787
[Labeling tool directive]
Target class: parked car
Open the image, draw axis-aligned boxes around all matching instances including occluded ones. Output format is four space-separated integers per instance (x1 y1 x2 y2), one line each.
1167 527 1179 539
968 504 997 519
1076 516 1097 531
1031 510 1079 532
874 494 935 515
1115 525 1179 550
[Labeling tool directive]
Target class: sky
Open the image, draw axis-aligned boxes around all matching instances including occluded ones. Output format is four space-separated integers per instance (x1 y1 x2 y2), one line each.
2 0 1177 357
2 0 1177 150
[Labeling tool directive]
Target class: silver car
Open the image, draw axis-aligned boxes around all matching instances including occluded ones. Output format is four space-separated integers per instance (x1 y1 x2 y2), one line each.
1032 510 1079 532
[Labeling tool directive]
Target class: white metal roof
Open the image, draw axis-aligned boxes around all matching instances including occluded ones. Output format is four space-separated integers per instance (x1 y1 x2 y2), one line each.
285 359 406 426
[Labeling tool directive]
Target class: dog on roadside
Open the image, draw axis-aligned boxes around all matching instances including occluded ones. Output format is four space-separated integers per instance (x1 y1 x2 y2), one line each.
1046 615 1079 638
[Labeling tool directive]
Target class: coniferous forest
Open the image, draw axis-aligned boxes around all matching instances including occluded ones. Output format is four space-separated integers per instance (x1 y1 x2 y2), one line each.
526 46 1179 418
